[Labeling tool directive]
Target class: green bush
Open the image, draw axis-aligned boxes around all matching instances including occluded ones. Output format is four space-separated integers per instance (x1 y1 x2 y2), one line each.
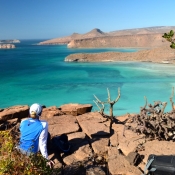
162 30 175 49
0 130 60 175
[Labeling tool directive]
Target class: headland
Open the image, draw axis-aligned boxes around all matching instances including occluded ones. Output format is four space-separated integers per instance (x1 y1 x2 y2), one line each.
39 26 175 64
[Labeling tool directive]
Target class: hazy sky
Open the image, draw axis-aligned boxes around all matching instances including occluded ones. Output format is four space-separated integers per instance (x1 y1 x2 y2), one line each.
0 0 175 40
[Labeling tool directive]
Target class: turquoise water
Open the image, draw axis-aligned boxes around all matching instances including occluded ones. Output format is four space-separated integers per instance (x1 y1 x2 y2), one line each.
0 40 175 116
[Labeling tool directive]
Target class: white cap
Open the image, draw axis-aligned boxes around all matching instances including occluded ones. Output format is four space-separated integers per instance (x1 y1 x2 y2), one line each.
29 103 42 117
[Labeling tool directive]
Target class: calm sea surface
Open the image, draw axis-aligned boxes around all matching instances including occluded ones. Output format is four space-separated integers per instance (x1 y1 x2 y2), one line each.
0 39 175 116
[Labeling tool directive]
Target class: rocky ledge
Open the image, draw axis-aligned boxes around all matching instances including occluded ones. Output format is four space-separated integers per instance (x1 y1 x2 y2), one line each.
1 103 175 175
0 44 15 49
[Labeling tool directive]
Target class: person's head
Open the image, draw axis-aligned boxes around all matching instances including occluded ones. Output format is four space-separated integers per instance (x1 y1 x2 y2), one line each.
29 103 42 119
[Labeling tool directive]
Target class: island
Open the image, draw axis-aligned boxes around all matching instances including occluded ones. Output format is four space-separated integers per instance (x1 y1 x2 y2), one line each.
0 44 15 49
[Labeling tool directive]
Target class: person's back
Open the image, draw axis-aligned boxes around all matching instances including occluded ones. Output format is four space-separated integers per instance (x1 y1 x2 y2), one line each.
19 103 49 160
20 117 44 153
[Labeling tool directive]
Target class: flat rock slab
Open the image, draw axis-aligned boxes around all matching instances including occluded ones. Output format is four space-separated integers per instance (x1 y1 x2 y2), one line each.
111 123 145 156
63 132 92 165
63 141 92 165
47 115 80 137
108 147 141 175
91 137 109 154
0 105 29 122
76 112 110 138
138 140 175 164
68 132 86 146
59 103 92 116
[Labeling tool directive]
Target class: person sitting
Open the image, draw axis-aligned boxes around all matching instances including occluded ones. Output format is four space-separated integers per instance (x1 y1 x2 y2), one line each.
19 103 54 168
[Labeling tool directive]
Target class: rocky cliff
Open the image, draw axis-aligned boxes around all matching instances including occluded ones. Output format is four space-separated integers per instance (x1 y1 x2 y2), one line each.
67 33 168 48
2 103 175 174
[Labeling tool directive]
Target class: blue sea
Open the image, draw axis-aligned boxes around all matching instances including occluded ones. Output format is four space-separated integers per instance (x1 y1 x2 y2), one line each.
0 39 175 116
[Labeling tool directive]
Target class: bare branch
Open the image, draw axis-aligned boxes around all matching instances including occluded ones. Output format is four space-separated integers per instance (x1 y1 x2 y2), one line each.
170 87 175 111
94 94 103 103
107 88 111 102
93 100 104 113
114 88 120 103
143 96 147 109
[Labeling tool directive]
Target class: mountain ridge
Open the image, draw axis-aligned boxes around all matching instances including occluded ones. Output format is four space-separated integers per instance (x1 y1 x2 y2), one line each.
38 26 175 46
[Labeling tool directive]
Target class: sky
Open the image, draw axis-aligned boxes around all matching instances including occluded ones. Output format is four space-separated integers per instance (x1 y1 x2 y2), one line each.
0 0 175 40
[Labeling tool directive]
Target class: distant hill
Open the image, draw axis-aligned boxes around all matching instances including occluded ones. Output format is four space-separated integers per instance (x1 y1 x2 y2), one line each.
108 26 175 36
38 26 175 47
38 28 107 45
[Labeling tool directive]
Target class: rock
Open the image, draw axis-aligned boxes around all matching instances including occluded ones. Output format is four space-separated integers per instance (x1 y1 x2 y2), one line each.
47 115 80 137
41 106 64 119
68 132 86 145
0 118 19 130
63 132 92 165
76 112 110 138
48 153 62 169
63 141 92 165
138 140 175 164
90 137 109 154
86 166 106 175
59 103 92 116
107 147 141 175
111 123 145 156
0 105 29 123
110 131 119 147
63 162 86 175
0 109 4 112
125 152 141 166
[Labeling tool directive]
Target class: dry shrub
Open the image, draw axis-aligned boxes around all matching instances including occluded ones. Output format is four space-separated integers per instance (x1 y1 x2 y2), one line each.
0 130 60 175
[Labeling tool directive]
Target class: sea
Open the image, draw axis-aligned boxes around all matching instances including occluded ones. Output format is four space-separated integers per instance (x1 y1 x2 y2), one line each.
0 39 175 116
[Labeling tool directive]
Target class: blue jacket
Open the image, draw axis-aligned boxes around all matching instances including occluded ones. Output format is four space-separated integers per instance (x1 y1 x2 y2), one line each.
19 118 44 153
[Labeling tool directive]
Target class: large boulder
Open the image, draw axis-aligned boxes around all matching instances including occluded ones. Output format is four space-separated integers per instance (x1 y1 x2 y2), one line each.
0 105 29 123
59 103 92 116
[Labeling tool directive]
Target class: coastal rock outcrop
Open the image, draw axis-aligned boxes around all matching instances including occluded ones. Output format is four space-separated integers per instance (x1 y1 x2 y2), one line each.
0 105 29 123
59 103 92 116
2 103 175 174
65 45 175 63
0 44 15 49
